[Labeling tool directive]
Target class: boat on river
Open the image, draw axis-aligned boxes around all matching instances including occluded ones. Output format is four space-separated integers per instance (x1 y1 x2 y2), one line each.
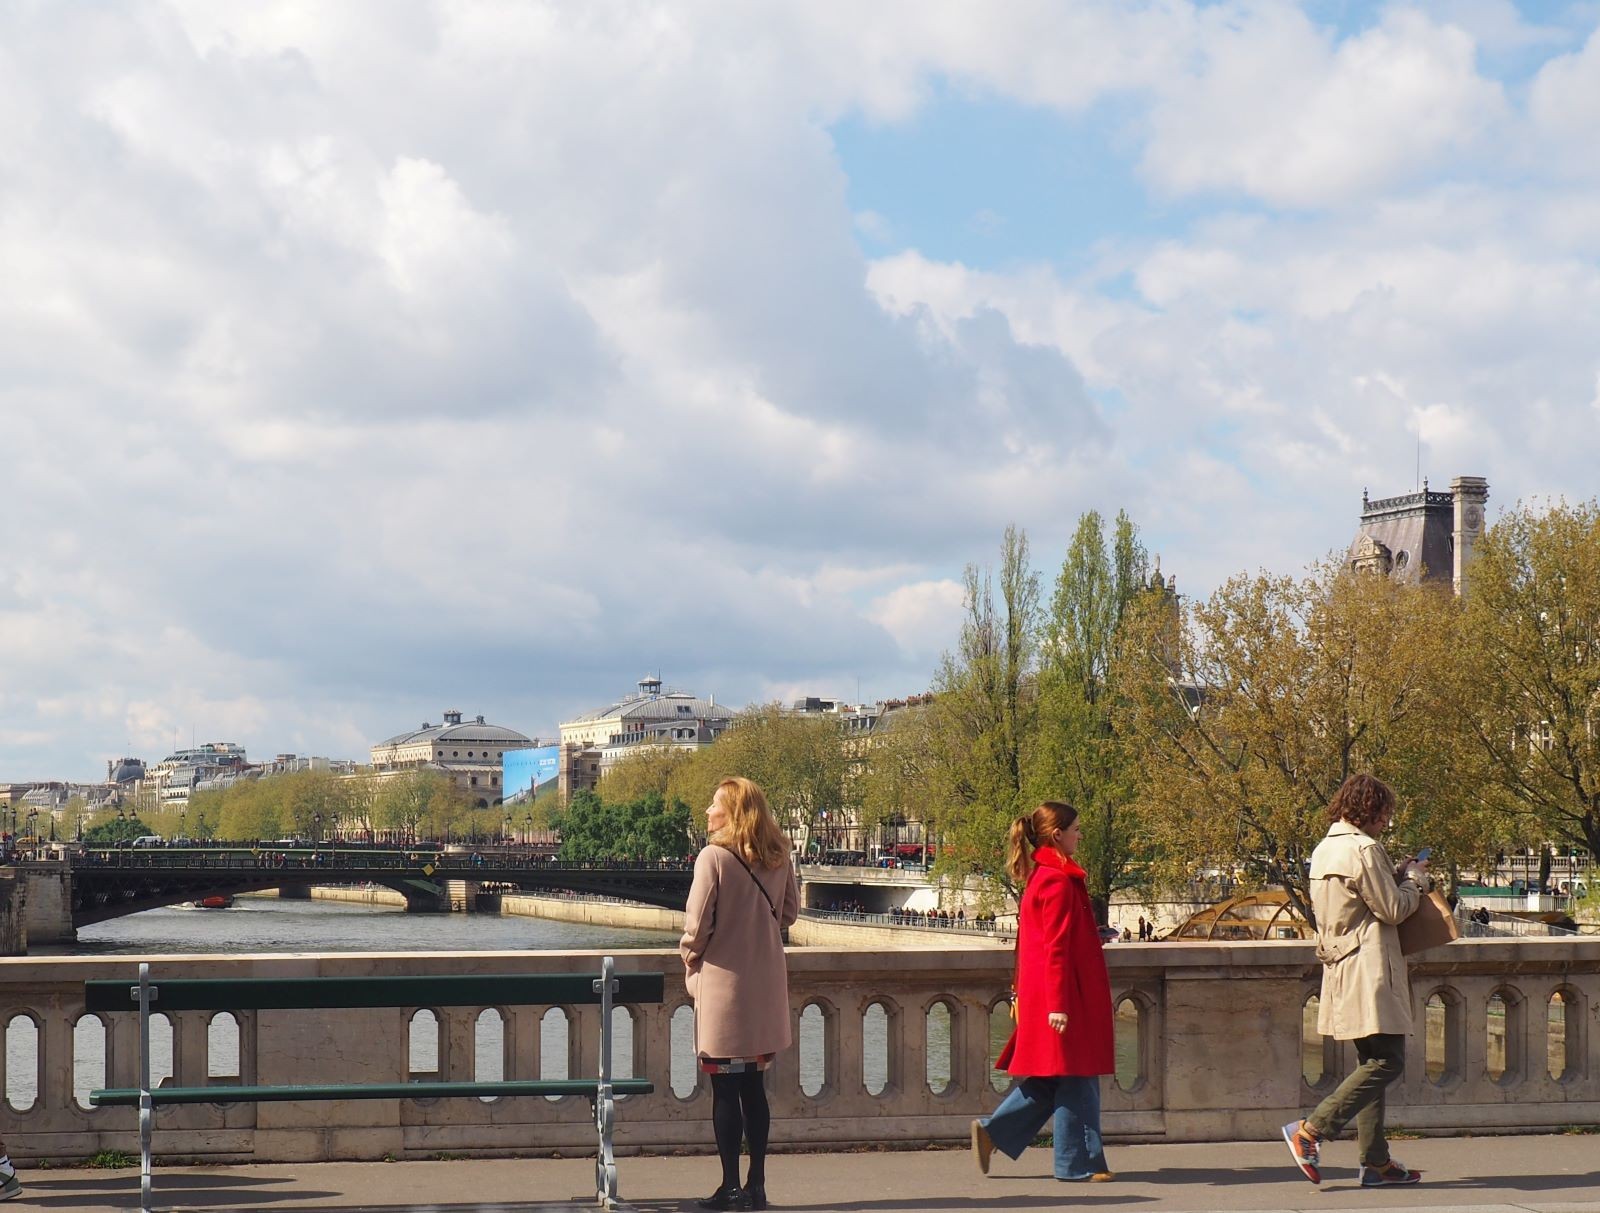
181 894 235 910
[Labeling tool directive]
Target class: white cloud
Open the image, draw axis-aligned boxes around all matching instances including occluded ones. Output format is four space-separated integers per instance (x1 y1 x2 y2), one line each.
1142 7 1506 207
2 1 1597 782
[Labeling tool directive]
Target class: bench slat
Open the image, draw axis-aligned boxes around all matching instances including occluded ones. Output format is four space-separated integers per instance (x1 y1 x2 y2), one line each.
83 972 665 1013
89 1079 655 1106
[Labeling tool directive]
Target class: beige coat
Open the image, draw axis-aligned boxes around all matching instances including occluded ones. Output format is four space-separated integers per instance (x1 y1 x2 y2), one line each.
1310 820 1425 1039
679 844 800 1059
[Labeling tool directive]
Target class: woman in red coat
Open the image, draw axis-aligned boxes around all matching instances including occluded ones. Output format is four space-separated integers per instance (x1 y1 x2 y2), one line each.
971 801 1115 1182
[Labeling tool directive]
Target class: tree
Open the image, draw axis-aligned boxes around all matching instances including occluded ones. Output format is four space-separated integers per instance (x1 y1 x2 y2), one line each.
1027 510 1155 917
598 746 694 805
82 814 152 845
925 525 1041 894
551 790 692 861
1120 559 1490 927
1464 500 1600 862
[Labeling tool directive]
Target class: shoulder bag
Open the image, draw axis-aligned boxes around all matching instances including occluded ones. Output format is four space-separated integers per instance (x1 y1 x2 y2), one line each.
719 845 779 921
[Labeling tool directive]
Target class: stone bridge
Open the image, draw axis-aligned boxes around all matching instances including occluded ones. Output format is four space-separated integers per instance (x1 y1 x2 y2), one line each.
22 848 694 942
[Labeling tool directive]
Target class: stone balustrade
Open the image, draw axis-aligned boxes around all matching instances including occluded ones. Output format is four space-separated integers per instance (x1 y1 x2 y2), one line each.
0 939 1595 1163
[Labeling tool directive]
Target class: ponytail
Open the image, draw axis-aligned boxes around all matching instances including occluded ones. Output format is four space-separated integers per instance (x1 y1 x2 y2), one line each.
1005 815 1037 887
1006 800 1080 888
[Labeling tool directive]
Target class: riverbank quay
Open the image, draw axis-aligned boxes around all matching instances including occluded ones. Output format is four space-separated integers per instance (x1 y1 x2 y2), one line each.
3 938 1597 1166
296 885 1002 946
25 1133 1600 1213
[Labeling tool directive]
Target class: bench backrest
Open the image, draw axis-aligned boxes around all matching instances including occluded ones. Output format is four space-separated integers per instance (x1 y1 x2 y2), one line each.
84 971 665 1013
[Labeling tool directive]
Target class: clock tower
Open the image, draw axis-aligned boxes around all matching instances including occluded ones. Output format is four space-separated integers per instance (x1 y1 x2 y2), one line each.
1451 475 1490 598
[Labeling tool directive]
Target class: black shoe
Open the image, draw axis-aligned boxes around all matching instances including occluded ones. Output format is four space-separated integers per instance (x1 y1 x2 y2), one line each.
746 1183 768 1210
697 1186 750 1211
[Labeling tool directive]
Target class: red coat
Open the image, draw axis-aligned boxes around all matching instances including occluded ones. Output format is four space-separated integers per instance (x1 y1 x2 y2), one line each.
996 847 1114 1077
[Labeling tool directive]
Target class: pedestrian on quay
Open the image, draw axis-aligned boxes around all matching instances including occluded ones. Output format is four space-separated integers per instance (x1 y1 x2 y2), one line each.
971 801 1115 1184
1282 772 1430 1189
0 1135 22 1200
680 777 800 1212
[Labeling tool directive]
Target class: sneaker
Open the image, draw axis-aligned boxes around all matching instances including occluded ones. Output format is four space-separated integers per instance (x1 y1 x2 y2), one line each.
0 1172 20 1202
970 1119 994 1176
1281 1120 1321 1185
1359 1160 1422 1186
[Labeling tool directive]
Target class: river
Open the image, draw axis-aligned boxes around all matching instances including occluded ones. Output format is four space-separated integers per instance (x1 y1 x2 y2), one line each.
15 897 1000 1111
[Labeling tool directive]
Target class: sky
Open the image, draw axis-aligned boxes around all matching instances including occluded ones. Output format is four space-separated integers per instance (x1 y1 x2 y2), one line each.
3 0 1599 781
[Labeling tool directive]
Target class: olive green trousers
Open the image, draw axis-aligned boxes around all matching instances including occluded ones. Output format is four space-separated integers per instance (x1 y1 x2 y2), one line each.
1306 1032 1406 1167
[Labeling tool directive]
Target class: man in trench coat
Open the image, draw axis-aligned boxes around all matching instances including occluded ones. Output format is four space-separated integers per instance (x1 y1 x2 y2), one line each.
1282 773 1429 1189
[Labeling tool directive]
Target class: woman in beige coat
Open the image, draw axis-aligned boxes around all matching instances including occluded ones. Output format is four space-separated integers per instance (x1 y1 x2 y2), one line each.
680 777 799 1212
1282 773 1430 1189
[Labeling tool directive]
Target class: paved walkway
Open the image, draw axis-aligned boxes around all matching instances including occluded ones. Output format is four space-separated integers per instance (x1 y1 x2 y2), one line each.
15 1134 1600 1212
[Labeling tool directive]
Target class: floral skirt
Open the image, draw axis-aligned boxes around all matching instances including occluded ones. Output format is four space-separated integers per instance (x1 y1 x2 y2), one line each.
699 1053 774 1075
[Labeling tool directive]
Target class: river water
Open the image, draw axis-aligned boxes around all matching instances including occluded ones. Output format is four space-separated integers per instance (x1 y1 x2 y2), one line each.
16 898 993 1111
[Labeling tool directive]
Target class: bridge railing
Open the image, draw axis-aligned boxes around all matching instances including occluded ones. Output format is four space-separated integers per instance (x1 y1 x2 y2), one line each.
70 849 696 874
0 940 1596 1164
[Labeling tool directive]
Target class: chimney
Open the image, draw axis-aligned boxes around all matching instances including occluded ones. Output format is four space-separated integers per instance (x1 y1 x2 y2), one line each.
1451 476 1490 597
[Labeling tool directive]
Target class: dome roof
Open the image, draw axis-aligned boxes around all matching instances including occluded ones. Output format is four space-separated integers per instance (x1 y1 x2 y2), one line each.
375 711 532 749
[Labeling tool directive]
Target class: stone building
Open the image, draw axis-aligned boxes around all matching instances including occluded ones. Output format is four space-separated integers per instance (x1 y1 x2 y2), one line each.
370 710 538 807
558 677 733 786
1348 475 1489 595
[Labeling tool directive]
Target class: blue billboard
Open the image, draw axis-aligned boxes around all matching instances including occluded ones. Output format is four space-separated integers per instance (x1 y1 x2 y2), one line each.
503 745 560 804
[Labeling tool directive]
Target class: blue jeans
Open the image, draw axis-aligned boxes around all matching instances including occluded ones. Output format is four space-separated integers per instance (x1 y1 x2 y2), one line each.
980 1075 1108 1180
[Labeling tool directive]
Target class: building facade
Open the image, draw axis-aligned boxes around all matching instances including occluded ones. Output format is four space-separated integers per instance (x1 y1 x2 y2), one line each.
1348 474 1489 595
558 677 733 782
369 709 539 807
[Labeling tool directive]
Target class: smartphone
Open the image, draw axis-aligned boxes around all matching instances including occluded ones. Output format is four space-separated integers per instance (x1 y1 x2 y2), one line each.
1414 846 1432 862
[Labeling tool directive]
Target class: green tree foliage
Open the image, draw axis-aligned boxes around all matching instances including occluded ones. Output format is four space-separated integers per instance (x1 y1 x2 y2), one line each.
1118 559 1493 927
82 815 153 844
1027 510 1155 914
550 790 692 861
926 525 1040 894
598 746 694 805
1464 500 1600 861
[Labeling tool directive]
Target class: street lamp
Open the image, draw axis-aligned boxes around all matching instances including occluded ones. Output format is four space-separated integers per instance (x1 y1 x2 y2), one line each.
524 813 532 847
504 814 512 845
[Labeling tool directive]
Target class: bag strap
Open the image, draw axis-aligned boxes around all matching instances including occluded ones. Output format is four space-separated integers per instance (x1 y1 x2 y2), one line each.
720 845 779 921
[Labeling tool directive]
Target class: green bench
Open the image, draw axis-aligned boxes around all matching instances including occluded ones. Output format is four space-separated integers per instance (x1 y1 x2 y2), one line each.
85 958 664 1212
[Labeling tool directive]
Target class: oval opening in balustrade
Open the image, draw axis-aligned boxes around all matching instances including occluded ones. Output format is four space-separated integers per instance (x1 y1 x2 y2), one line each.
925 1001 952 1095
1423 992 1455 1084
1548 990 1578 1083
670 1005 698 1099
74 1014 107 1110
1301 996 1323 1086
208 1011 241 1080
1113 996 1143 1093
409 1009 440 1077
149 1012 175 1089
476 1008 504 1099
988 1000 1013 1093
540 1007 570 1101
862 1001 889 1096
1486 992 1508 1082
5 1015 38 1111
611 1006 635 1097
797 1003 826 1098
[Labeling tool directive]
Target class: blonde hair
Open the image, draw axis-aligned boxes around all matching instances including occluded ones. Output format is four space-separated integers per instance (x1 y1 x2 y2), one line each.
1005 801 1079 887
710 776 790 870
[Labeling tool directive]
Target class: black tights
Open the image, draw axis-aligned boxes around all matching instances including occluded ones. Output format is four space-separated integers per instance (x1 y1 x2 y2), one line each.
710 1070 769 1191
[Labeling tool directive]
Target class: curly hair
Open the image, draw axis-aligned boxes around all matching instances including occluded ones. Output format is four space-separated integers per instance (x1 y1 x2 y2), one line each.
1326 773 1396 834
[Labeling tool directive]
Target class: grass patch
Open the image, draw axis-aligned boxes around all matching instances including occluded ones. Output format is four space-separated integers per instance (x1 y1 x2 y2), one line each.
88 1150 136 1169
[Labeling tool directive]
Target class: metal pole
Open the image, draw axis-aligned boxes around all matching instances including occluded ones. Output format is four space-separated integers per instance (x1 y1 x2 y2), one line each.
593 955 618 1207
137 962 155 1213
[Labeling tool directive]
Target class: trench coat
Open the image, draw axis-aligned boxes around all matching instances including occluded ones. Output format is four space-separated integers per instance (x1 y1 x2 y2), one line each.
679 843 800 1059
995 847 1114 1077
1310 820 1425 1039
